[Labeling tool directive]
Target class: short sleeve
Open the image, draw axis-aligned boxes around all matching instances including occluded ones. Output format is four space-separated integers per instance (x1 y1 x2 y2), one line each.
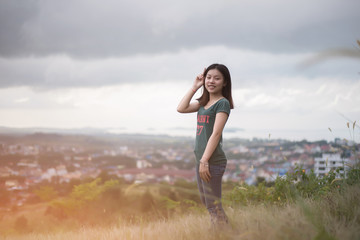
215 98 231 116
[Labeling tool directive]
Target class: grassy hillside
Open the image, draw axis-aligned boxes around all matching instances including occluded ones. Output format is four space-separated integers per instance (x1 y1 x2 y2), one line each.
2 181 360 240
4 185 360 240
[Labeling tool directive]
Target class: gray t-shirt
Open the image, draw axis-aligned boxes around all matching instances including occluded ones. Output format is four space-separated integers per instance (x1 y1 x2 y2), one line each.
194 98 231 165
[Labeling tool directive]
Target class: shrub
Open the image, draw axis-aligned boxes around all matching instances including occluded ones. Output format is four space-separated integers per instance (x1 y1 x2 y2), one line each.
346 165 360 185
33 186 59 202
225 182 275 206
48 178 121 222
226 161 360 207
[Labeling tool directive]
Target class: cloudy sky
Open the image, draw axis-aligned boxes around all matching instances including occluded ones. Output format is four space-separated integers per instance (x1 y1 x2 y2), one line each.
0 0 359 141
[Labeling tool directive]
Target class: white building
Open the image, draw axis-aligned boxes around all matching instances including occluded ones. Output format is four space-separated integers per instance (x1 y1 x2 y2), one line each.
136 159 152 169
314 153 349 178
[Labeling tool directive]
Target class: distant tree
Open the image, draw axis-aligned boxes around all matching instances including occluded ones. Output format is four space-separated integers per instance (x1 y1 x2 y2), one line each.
100 185 125 214
140 190 155 213
70 178 103 202
168 190 178 201
49 178 122 221
33 186 59 202
255 177 266 186
97 170 112 183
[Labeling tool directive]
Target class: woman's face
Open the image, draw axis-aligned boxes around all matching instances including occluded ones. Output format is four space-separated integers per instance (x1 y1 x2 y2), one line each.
205 69 225 94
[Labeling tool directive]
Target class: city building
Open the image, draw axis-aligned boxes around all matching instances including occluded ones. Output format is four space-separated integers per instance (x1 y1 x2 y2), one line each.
314 153 349 178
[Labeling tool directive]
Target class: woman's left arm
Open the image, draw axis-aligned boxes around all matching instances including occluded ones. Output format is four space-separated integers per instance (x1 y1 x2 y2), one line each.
199 112 229 182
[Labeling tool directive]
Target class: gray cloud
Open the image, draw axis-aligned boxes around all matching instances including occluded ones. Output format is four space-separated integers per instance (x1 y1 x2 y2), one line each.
0 0 39 56
0 46 358 90
0 0 359 90
0 0 359 58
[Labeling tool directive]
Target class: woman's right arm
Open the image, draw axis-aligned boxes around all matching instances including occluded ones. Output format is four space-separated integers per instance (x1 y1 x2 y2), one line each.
177 71 205 113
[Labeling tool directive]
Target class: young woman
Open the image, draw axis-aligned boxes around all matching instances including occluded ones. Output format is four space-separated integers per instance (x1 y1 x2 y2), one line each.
177 63 234 225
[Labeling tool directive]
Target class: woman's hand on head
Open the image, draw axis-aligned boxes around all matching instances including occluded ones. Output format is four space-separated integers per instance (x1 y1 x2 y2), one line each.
193 68 206 90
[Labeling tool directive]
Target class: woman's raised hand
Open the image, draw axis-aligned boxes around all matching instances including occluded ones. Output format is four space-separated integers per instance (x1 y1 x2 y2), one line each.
193 68 206 91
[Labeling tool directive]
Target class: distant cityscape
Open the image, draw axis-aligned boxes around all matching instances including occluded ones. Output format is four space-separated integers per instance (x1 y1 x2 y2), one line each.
0 131 358 208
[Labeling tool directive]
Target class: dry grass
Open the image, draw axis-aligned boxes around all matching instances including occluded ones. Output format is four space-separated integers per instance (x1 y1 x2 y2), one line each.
4 200 359 240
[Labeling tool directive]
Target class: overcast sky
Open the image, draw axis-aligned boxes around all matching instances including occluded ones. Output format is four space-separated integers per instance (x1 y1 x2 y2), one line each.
0 0 359 141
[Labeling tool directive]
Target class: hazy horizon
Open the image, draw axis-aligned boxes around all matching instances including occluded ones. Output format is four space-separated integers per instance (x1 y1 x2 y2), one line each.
0 124 356 142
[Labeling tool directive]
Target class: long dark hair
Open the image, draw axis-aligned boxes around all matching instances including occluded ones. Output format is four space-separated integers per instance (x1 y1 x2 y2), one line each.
197 63 234 109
